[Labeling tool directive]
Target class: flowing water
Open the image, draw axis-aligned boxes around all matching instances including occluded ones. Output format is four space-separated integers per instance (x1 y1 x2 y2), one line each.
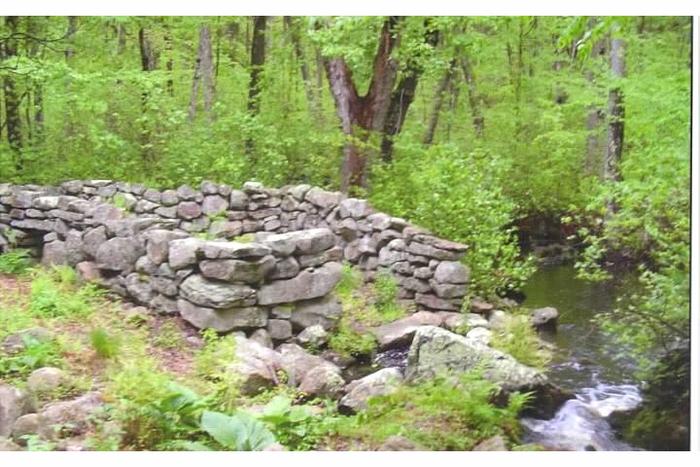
519 264 643 451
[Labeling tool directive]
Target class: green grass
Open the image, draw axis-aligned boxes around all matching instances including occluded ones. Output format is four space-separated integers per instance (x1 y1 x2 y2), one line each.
29 266 102 319
90 328 121 359
0 334 64 380
490 313 552 369
325 372 529 450
328 264 406 358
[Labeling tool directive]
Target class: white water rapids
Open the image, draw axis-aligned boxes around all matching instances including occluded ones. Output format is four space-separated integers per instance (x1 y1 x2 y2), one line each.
521 382 642 451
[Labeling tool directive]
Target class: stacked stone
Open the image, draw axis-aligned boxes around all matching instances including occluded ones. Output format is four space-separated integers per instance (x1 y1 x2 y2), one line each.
2 179 471 317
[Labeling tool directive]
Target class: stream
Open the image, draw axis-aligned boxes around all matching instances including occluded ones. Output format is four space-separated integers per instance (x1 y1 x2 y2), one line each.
519 264 643 451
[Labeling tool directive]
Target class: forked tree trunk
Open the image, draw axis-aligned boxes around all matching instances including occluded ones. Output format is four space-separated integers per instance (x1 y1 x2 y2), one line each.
325 17 401 191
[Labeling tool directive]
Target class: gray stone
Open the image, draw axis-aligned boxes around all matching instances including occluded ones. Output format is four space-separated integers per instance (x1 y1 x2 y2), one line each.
278 343 339 386
269 256 300 280
470 298 494 314
61 180 83 195
267 319 293 341
227 335 283 394
407 241 461 261
229 190 248 210
39 392 103 437
90 204 125 223
414 293 461 311
168 238 203 269
179 275 256 308
405 326 547 392
209 220 242 239
0 385 31 437
249 329 273 349
531 307 559 331
134 199 159 213
95 237 144 273
33 196 60 210
397 276 431 293
202 195 229 216
299 364 345 399
473 435 508 451
201 241 271 260
297 325 328 348
145 229 187 265
161 190 179 206
150 295 179 315
150 276 178 296
297 246 343 268
82 226 107 259
125 273 154 305
413 267 433 280
41 240 69 266
339 198 372 218
27 367 66 394
200 180 219 195
0 436 22 450
430 280 467 299
466 327 492 345
288 295 343 331
178 299 267 331
135 255 158 274
11 413 54 445
440 312 489 332
289 184 311 201
411 234 468 253
155 206 178 218
339 368 403 413
177 201 202 220
434 261 469 284
379 435 422 451
305 187 342 208
176 185 199 201
199 255 275 284
371 311 443 350
258 262 342 305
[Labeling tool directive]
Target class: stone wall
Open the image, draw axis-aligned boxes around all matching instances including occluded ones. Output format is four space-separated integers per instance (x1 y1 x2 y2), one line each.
0 180 469 339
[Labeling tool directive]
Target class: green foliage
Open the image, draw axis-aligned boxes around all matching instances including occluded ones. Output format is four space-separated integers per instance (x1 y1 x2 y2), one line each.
28 267 101 319
335 262 363 300
256 395 330 450
152 321 183 350
90 328 120 359
490 313 551 369
327 372 529 450
0 249 33 274
0 334 63 379
200 410 276 451
372 270 405 322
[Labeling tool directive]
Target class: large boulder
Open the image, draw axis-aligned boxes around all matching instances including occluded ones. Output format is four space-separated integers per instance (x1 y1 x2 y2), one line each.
338 368 403 413
405 326 547 391
227 336 283 394
95 237 144 273
531 307 559 332
433 261 469 284
288 295 343 331
168 238 203 269
0 385 32 437
371 311 443 350
299 364 345 400
178 299 267 332
39 392 104 437
258 262 343 305
179 274 256 308
278 343 339 386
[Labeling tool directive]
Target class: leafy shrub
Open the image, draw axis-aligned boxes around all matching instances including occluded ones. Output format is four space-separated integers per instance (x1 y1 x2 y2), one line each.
256 395 330 450
0 249 33 274
90 328 120 359
200 410 276 451
326 372 529 450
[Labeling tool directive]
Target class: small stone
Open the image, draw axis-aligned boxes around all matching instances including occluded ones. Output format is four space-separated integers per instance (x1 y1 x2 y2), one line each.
434 261 469 284
249 329 273 349
27 367 66 393
531 307 559 332
297 325 328 348
267 319 293 341
177 201 202 220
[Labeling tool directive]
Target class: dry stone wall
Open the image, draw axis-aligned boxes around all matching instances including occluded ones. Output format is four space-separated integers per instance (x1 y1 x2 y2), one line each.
0 180 470 339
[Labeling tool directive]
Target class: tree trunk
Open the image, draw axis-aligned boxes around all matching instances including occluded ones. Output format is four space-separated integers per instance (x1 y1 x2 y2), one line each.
380 22 439 162
117 24 127 55
284 16 324 125
604 38 626 216
65 16 78 60
325 17 401 191
26 16 44 144
2 16 23 171
138 27 157 164
423 60 455 146
189 25 215 120
247 16 267 116
164 22 174 97
459 57 484 137
605 38 626 184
